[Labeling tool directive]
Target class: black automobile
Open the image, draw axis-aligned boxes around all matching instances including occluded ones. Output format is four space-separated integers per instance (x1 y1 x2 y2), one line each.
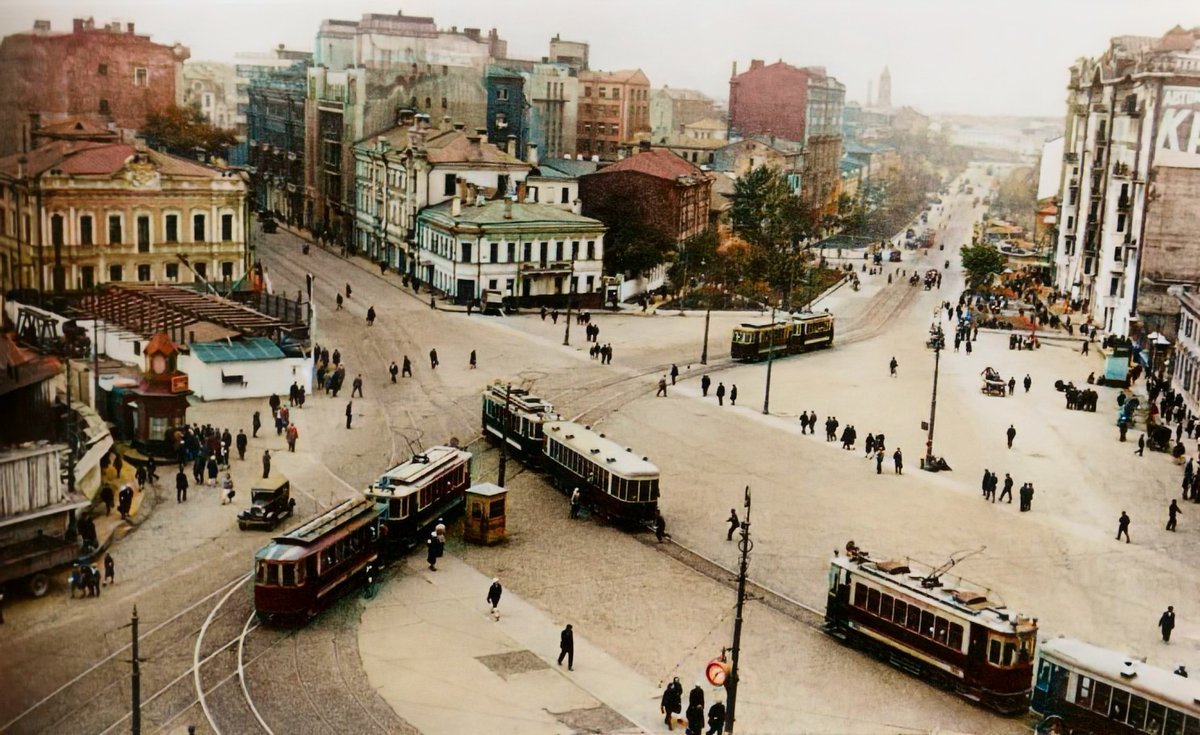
259 212 278 233
238 476 295 531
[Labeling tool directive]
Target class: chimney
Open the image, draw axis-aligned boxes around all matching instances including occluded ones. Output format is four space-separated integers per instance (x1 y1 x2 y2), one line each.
517 180 527 203
503 196 513 219
731 61 737 79
750 59 764 71
451 194 462 216
453 121 466 132
638 139 652 153
525 142 539 166
441 115 451 131
457 177 468 201
72 18 83 33
127 22 135 34
468 134 482 155
506 134 517 158
464 27 480 41
474 127 488 144
34 20 51 33
571 199 582 215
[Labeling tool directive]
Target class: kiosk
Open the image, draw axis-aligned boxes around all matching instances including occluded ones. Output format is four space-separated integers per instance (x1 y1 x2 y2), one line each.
464 483 507 545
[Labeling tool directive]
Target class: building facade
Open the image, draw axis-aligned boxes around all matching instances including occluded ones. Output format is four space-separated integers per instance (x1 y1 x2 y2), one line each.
0 17 190 156
246 63 308 223
415 198 605 305
1053 26 1200 339
0 141 247 294
180 61 238 131
1172 288 1200 417
649 87 718 141
713 136 804 192
576 69 651 161
485 66 527 153
548 35 588 70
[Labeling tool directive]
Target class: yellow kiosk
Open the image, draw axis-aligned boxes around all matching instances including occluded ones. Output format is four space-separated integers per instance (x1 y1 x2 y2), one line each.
464 482 507 545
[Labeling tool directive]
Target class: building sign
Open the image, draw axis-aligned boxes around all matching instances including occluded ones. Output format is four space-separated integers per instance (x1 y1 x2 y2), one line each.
170 374 189 393
1156 86 1200 168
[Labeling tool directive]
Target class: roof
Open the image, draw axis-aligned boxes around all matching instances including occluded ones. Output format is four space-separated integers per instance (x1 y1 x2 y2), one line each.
542 420 659 478
144 331 180 357
656 135 726 151
683 117 727 131
190 337 285 363
420 199 605 229
424 129 530 166
580 69 650 85
256 497 382 562
467 482 506 498
586 149 708 182
33 117 120 141
367 446 471 496
537 158 599 178
0 141 225 180
1038 637 1200 714
840 158 864 173
654 87 712 101
482 384 560 420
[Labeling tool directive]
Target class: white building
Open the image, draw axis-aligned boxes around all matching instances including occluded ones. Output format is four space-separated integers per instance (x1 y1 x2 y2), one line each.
181 61 239 131
414 197 605 306
181 337 310 401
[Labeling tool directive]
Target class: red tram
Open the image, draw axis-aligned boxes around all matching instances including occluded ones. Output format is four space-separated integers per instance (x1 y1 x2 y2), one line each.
253 497 385 624
365 446 472 551
825 545 1037 714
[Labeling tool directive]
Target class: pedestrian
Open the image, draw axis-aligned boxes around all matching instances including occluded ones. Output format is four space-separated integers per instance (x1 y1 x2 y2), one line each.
236 429 247 460
1137 434 1146 456
701 375 710 397
1159 606 1176 642
262 450 271 479
286 423 299 452
557 624 574 670
1082 339 1089 356
206 456 219 486
716 382 726 406
570 487 581 518
875 449 884 474
135 463 147 489
100 484 114 515
981 469 991 498
222 474 236 505
469 350 477 369
730 385 738 406
893 448 903 474
426 531 443 571
661 677 683 730
657 376 668 397
336 293 344 310
1176 665 1189 678
889 356 898 376
1000 473 1013 503
118 485 133 520
352 374 364 398
252 410 261 438
686 696 704 735
176 469 188 503
1006 424 1016 449
389 361 399 383
706 700 726 735
486 578 502 619
727 508 739 541
345 282 352 300
366 306 376 326
104 554 115 585
1117 511 1131 543
670 363 679 385
429 348 439 370
1023 374 1032 393
332 349 341 366
655 511 667 543
1167 499 1181 531
1008 377 1016 395
346 401 353 429
965 339 973 355
402 355 412 377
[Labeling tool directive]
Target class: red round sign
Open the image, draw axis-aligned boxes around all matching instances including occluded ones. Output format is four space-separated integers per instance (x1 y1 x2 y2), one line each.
706 659 730 686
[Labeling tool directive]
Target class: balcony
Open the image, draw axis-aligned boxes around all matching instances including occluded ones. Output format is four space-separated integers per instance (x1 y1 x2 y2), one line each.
1063 152 1079 164
1112 162 1130 178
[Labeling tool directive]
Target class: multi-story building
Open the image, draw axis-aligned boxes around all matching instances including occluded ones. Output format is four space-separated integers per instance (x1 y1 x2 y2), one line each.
548 35 588 70
649 88 718 141
494 56 580 161
0 18 190 156
576 69 651 161
1052 26 1200 339
0 141 247 294
713 136 804 191
485 66 527 153
246 62 308 223
1172 287 1200 416
415 197 606 305
523 158 597 210
181 62 238 131
728 59 844 213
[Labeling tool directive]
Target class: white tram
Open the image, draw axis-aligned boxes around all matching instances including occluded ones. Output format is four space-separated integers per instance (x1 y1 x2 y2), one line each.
541 420 659 524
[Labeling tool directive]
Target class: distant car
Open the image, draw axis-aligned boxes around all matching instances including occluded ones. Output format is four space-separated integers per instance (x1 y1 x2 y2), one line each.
259 212 278 233
238 476 295 531
888 250 902 262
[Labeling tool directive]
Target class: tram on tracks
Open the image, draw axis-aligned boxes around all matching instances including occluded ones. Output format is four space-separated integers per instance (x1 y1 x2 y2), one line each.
730 312 834 362
481 383 561 464
541 420 659 525
1031 637 1200 734
825 544 1037 714
253 497 385 624
365 445 472 551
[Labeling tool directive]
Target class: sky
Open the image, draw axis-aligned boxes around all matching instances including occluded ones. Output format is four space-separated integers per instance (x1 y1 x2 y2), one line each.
0 0 1194 117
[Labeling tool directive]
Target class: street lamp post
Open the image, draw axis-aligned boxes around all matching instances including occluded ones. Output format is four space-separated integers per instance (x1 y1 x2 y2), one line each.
923 324 944 470
563 268 575 347
724 485 752 733
762 305 777 415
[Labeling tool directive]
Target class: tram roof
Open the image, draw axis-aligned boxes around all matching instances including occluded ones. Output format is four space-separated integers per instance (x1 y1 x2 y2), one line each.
256 497 381 560
543 420 659 478
483 383 559 417
368 446 470 495
832 552 1035 633
1039 637 1200 714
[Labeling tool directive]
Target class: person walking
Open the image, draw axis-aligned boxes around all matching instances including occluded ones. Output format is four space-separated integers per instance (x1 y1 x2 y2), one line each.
175 469 188 503
345 401 354 429
1137 434 1146 456
1082 339 1090 356
893 448 903 474
206 456 219 487
222 474 236 505
236 429 248 460
706 700 727 735
670 364 679 386
262 449 271 479
557 624 574 670
285 423 299 452
661 677 683 730
1159 606 1176 642
336 292 344 311
469 350 477 369
1008 377 1016 395
655 511 667 543
701 375 711 397
486 578 503 620
965 339 973 355
875 449 884 475
345 282 352 300
569 488 581 519
889 357 898 377
686 693 704 735
429 348 439 370
1167 499 1182 531
1000 473 1014 503
389 361 399 383
1023 374 1032 393
657 376 668 397
252 410 262 438
104 554 115 586
716 382 726 406
402 355 412 377
730 385 738 406
366 306 376 326
726 509 739 541
1117 511 1131 543
426 531 443 571
1006 424 1017 449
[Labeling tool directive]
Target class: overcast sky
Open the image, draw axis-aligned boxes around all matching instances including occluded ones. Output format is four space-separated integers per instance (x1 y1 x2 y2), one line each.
1 0 1193 116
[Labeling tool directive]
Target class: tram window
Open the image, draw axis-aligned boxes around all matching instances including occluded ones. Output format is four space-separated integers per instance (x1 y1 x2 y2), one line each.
650 479 659 500
867 588 880 614
989 639 1001 664
892 600 906 624
879 594 893 620
256 561 268 584
947 623 963 650
906 605 921 632
1073 675 1093 706
1003 642 1017 666
472 502 483 519
1126 696 1147 729
1037 661 1052 687
920 610 935 638
1109 689 1129 721
1091 682 1111 715
854 583 867 608
1163 710 1183 735
282 564 296 587
934 617 949 645
296 563 305 586
1185 716 1200 735
1145 703 1166 735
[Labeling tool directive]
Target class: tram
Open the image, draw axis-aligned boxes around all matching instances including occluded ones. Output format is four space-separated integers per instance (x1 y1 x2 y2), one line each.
365 446 472 551
253 497 385 624
481 383 561 464
825 544 1038 714
730 312 834 362
1031 637 1200 734
541 420 660 525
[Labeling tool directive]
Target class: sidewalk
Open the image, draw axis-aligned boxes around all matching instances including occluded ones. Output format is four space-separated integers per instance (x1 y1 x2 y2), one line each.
358 554 663 735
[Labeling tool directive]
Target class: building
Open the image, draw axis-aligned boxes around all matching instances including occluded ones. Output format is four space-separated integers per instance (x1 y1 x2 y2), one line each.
0 17 190 156
246 62 308 222
1035 136 1065 249
485 66 527 153
649 87 718 141
576 69 651 161
523 61 578 161
180 61 238 131
728 59 844 213
876 66 892 110
843 140 901 182
1052 26 1200 339
524 157 598 210
1172 287 1200 416
548 35 588 70
649 135 726 168
415 197 605 306
0 140 248 295
713 136 804 190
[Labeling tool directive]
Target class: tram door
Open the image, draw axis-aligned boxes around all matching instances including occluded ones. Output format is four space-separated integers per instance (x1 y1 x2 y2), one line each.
968 625 987 663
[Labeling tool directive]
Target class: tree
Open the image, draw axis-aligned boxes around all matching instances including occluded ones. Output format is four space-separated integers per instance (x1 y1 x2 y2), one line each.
603 218 676 278
960 243 1007 289
140 103 237 158
729 166 818 297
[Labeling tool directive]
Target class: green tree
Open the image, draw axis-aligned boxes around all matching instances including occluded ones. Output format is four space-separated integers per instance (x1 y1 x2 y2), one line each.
140 103 237 158
729 166 817 296
960 243 1006 289
603 218 677 278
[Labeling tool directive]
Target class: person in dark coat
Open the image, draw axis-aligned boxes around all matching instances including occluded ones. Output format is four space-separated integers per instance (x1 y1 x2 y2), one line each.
715 382 726 406
100 484 114 516
1159 606 1176 642
701 375 711 397
726 509 739 541
429 348 439 370
176 469 188 503
557 624 574 670
104 554 115 586
389 361 399 383
486 578 502 619
252 411 262 438
426 532 443 571
706 701 726 735
655 511 667 543
118 485 133 520
366 306 376 326
1023 374 1032 392
875 449 884 474
1006 424 1017 448
402 356 412 377
1167 499 1182 531
206 456 219 486
670 364 679 385
893 448 903 474
236 430 248 460
1117 511 1131 543
262 450 271 479
729 385 738 406
346 401 353 429
660 677 683 729
192 454 205 485
685 701 704 735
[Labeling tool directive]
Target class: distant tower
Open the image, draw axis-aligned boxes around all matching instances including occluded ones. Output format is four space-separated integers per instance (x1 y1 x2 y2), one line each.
877 66 892 110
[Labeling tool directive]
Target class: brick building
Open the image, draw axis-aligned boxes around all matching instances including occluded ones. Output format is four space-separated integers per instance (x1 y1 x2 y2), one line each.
0 141 247 295
0 18 190 157
576 69 651 161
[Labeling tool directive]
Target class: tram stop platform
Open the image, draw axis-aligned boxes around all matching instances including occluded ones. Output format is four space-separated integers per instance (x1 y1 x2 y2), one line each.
359 554 663 734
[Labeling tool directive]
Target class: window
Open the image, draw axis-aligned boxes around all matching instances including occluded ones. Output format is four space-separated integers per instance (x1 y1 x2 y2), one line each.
98 64 108 76
920 610 935 638
165 263 179 281
1116 213 1126 232
1146 703 1167 734
99 99 110 115
561 186 570 204
193 213 205 242
507 243 515 263
137 215 150 252
165 214 178 242
461 242 472 263
221 213 234 241
1110 277 1120 297
441 97 448 109
134 67 148 87
194 262 206 281
933 617 949 645
540 242 548 265
867 588 880 615
587 241 595 260
108 214 122 244
81 266 94 290
497 88 509 101
853 583 867 608
50 214 64 246
1109 689 1129 721
947 623 963 650
444 173 457 196
1091 682 1111 714
137 264 151 282
108 264 123 282
906 604 920 631
80 215 93 245
584 86 591 97
523 243 532 262
222 261 234 280
489 242 498 263
598 87 607 99
879 594 893 621
555 242 564 261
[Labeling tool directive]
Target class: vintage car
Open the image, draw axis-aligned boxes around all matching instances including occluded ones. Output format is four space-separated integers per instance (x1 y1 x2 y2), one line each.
238 476 296 531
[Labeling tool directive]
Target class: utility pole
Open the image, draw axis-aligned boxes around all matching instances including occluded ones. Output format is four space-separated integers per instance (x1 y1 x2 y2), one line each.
497 383 512 487
562 274 575 346
700 306 712 365
924 324 944 470
65 357 75 496
91 287 100 410
130 606 141 735
762 306 777 415
725 485 752 733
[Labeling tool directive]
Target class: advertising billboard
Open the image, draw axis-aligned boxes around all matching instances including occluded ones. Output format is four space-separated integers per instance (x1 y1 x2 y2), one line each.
1156 86 1200 168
